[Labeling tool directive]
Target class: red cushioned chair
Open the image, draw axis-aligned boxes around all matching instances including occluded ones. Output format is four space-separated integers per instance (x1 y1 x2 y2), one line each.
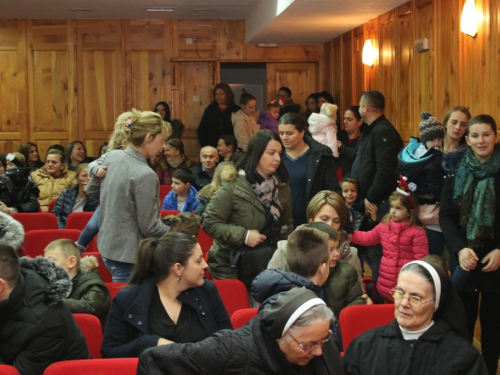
198 227 214 261
160 209 179 218
43 358 139 375
159 184 172 202
0 365 20 375
212 279 250 318
339 303 395 350
105 282 127 301
231 308 259 329
65 212 94 231
48 199 57 213
83 252 112 283
73 314 103 359
11 213 58 232
87 236 99 252
24 229 82 258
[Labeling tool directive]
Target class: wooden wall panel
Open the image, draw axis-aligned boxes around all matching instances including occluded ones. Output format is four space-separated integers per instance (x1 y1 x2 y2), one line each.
341 32 353 111
352 26 364 107
395 3 414 138
76 20 125 152
219 20 244 60
245 45 321 61
0 20 27 152
378 11 395 126
27 20 76 155
364 18 379 91
331 37 342 107
173 19 218 58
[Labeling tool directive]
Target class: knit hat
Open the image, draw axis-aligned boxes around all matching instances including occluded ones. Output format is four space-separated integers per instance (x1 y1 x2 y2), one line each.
419 112 444 143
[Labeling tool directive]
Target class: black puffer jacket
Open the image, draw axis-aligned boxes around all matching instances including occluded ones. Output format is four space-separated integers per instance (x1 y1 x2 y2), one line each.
197 103 240 147
0 257 90 375
52 184 98 229
350 115 403 204
0 172 40 213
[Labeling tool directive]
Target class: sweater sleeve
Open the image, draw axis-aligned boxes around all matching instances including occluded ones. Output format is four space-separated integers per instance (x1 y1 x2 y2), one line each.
233 116 251 152
133 173 168 238
351 224 383 247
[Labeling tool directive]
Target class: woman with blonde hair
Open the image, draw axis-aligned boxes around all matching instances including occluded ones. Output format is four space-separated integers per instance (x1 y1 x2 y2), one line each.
87 109 171 282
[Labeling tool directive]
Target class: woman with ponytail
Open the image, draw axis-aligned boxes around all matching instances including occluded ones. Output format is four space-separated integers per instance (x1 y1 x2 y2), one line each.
101 232 232 358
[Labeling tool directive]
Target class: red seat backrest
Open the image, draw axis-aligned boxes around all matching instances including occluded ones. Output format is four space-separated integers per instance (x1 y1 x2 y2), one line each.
48 199 57 213
159 185 172 203
0 365 20 375
160 209 179 218
11 213 58 232
198 227 214 261
212 279 250 318
72 314 103 359
43 358 139 375
24 229 82 258
83 252 112 283
230 308 259 329
339 303 395 350
65 212 94 231
105 282 127 301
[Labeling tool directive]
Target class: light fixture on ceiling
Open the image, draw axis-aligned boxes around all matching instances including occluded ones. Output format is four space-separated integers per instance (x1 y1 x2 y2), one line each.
362 39 375 67
460 0 479 37
146 7 175 12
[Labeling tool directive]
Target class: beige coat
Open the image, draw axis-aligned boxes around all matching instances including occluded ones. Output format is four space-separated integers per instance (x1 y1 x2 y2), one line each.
31 166 76 208
232 109 260 152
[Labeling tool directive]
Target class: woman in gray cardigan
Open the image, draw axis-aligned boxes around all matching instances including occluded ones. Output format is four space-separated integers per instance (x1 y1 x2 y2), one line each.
87 109 171 282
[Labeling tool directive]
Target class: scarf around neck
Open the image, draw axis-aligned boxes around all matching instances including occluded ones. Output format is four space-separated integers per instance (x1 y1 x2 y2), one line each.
453 146 500 248
252 173 282 233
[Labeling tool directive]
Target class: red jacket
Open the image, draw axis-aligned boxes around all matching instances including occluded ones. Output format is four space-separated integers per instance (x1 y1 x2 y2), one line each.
352 220 428 300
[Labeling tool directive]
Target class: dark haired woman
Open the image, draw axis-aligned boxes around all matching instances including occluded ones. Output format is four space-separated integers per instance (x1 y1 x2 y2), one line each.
101 232 231 358
440 114 500 374
156 138 194 185
197 83 239 148
18 142 45 172
65 141 88 172
232 92 260 152
278 112 339 226
317 90 335 109
203 130 294 281
301 92 320 120
154 101 171 122
336 105 367 179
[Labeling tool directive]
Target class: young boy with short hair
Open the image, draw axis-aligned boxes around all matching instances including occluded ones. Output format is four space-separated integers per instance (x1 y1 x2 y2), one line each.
168 212 201 238
44 239 110 327
162 169 199 213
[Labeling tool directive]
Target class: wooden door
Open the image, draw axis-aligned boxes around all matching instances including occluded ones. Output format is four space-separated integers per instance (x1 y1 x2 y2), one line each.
266 63 318 113
171 61 216 157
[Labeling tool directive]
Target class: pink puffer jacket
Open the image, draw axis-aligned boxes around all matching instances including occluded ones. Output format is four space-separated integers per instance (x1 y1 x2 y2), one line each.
352 220 429 300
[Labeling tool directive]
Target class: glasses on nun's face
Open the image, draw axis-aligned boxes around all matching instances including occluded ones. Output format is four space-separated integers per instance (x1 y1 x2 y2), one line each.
287 330 333 351
391 288 435 308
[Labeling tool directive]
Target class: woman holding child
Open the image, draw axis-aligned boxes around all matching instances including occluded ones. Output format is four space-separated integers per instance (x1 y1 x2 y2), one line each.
440 114 500 375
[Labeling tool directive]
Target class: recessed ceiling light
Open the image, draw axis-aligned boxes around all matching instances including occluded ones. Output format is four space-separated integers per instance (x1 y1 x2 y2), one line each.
146 7 175 12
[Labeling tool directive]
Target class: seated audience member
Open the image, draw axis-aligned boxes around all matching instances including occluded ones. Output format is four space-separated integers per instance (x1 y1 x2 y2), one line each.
138 287 348 375
18 142 45 172
216 134 240 162
258 102 280 134
101 232 231 358
168 212 201 238
0 211 25 253
44 239 110 327
194 161 235 216
52 163 98 229
344 260 488 375
0 245 90 374
31 149 76 212
262 223 365 318
0 152 40 213
47 144 65 154
189 146 219 191
156 138 194 185
65 141 89 172
162 169 199 213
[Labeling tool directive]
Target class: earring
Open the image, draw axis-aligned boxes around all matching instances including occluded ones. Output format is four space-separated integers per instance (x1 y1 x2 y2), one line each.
177 276 181 282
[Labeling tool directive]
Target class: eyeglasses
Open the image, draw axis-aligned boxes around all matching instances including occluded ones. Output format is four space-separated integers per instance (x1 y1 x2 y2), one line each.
390 288 435 307
287 330 333 351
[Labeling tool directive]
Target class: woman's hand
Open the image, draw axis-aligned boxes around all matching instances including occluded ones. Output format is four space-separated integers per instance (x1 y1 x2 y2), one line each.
157 338 174 346
246 230 267 247
367 204 378 221
458 248 478 271
481 249 500 272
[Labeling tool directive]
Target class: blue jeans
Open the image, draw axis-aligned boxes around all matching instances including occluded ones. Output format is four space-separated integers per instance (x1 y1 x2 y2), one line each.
451 265 470 292
77 206 100 248
425 228 445 256
101 256 134 283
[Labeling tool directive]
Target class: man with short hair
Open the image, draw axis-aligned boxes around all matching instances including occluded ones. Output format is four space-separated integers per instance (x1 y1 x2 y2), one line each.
190 146 219 190
350 90 403 301
277 86 301 118
0 244 89 374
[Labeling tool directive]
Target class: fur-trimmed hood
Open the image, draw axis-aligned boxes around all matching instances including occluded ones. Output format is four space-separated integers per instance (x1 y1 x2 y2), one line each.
80 255 99 274
442 148 467 173
0 211 25 251
20 257 71 304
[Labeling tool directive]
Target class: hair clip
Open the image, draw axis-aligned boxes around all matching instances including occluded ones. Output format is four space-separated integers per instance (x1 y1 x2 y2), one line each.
125 119 133 129
6 153 15 162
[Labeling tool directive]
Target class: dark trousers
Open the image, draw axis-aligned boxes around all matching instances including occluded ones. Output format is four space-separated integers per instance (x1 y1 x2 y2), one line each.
459 291 500 375
425 227 445 256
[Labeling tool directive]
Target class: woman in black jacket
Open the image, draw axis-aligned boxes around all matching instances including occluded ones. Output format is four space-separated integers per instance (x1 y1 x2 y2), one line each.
197 83 240 148
52 163 97 229
101 232 232 358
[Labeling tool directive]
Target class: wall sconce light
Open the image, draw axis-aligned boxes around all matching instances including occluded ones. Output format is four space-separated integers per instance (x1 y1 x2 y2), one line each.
460 0 478 37
362 39 375 67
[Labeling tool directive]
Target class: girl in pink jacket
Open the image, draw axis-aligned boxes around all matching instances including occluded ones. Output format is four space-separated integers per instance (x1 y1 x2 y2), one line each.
352 177 429 301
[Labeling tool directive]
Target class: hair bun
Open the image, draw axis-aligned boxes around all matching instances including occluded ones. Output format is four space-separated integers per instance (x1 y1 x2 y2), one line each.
421 112 432 120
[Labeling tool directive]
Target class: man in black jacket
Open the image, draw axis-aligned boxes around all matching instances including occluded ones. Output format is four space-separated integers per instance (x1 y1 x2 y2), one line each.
350 90 403 301
0 245 90 374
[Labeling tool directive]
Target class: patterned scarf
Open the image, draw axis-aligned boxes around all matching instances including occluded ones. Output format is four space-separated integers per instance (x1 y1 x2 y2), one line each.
453 147 500 248
252 173 282 234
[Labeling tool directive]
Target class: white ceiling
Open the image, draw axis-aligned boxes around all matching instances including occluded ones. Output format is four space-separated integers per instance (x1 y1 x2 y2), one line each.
0 0 409 44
